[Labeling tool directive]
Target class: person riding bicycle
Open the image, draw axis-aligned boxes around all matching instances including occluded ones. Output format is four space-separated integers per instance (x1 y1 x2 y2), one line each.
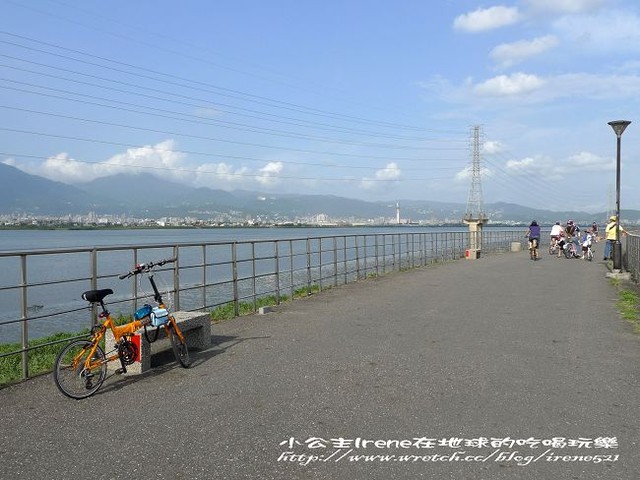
591 222 599 242
549 221 565 257
525 220 541 260
565 220 581 250
581 230 594 261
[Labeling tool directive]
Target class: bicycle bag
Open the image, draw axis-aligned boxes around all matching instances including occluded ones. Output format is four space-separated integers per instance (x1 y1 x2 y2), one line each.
134 304 153 321
150 307 169 327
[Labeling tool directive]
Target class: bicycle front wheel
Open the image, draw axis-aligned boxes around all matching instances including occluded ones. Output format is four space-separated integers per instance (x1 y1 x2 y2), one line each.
54 339 107 399
168 325 191 368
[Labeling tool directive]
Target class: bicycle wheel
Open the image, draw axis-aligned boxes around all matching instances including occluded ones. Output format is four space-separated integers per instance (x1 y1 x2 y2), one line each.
168 325 191 368
564 245 572 259
54 339 107 399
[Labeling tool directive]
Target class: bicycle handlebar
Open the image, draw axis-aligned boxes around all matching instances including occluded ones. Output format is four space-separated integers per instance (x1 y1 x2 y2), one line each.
118 258 176 279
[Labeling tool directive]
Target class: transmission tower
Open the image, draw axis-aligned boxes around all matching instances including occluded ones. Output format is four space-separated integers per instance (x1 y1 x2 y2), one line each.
464 125 487 222
463 125 487 257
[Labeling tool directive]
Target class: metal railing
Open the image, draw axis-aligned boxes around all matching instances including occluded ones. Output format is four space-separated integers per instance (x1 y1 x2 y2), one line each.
0 229 524 382
624 234 640 283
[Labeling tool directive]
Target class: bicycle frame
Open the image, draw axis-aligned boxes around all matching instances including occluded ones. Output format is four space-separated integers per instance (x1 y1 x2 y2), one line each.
70 308 146 372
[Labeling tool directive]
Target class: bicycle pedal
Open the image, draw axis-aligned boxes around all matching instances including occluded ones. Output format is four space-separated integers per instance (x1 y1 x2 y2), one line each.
115 368 126 375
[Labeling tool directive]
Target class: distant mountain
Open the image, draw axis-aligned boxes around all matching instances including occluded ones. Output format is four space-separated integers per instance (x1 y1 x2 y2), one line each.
2 164 639 224
0 163 97 214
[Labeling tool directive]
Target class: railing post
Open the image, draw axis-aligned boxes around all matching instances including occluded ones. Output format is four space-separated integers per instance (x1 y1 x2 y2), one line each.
275 241 281 304
19 254 28 380
342 236 347 285
333 237 338 287
382 234 387 274
355 236 361 279
201 245 207 310
232 243 239 317
306 238 312 295
90 249 98 326
319 238 323 292
287 240 294 299
173 245 180 311
375 234 380 277
132 248 139 310
252 242 257 311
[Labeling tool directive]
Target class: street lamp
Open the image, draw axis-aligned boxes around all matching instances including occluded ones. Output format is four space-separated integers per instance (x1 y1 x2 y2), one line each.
608 120 631 271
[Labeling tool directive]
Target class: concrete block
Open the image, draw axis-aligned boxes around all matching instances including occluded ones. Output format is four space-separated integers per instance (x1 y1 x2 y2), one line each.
105 311 211 375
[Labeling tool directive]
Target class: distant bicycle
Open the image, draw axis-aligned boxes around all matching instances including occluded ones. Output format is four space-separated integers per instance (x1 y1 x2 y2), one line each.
549 236 562 255
564 241 581 259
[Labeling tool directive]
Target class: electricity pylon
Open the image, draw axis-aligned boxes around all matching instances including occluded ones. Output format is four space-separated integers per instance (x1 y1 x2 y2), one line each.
463 125 488 258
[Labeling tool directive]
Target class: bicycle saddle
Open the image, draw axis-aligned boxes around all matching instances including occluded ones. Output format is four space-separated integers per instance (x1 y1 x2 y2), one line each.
81 289 114 303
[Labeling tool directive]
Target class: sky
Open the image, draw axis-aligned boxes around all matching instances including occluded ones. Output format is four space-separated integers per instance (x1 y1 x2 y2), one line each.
1 0 640 214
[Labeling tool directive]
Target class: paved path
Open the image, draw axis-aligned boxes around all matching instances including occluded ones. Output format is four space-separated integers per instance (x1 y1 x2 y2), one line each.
1 249 639 479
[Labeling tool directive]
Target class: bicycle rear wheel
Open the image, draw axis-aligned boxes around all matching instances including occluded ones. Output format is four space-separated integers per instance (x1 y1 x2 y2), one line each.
54 339 107 399
168 324 191 368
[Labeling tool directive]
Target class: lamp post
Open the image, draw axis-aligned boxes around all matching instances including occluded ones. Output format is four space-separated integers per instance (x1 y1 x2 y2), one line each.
608 120 631 271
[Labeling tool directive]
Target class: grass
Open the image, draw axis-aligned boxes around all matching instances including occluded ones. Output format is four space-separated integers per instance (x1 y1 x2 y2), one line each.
0 330 88 386
209 285 322 322
617 289 640 332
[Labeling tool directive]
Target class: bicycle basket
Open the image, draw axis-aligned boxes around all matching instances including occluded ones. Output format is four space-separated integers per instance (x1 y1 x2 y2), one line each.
134 304 153 321
150 307 169 327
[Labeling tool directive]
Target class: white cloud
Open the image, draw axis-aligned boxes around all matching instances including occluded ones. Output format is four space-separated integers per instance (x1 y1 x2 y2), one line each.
191 162 250 186
360 163 401 190
473 72 546 96
454 165 492 183
490 35 559 68
256 161 284 186
483 140 506 154
552 11 640 53
523 0 607 14
453 6 522 33
505 155 563 180
504 151 611 182
566 151 614 171
4 140 187 184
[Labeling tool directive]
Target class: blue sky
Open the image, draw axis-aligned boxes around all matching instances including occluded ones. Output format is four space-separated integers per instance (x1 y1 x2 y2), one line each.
1 0 639 213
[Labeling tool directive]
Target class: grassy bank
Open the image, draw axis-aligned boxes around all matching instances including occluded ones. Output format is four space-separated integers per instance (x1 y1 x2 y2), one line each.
617 288 640 333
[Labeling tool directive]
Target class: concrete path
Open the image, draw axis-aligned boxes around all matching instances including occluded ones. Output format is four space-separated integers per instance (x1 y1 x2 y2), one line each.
1 249 639 479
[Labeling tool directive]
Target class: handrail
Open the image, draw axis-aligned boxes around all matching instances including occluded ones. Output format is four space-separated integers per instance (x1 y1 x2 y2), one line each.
0 229 525 383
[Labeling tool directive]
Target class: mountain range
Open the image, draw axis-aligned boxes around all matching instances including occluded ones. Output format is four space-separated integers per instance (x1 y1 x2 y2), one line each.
1 162 637 225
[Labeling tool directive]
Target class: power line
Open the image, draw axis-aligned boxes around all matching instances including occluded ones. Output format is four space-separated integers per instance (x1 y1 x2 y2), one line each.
0 151 458 183
1 32 464 133
0 128 466 172
0 81 468 151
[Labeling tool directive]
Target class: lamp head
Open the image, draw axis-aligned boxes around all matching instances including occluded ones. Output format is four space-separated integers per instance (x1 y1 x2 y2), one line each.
608 120 631 137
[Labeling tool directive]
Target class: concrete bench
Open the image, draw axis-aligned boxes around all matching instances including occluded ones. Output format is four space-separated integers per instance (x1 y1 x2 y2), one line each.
105 311 211 375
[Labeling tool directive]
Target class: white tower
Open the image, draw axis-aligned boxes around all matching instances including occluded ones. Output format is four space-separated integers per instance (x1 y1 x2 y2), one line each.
396 202 400 225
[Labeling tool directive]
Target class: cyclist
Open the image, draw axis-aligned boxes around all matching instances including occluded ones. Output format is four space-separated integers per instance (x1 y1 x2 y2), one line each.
581 230 594 261
565 220 581 254
525 220 541 260
549 222 565 257
591 222 599 242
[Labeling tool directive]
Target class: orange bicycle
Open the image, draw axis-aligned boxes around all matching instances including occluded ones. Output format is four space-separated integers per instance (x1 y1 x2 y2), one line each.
53 258 190 399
